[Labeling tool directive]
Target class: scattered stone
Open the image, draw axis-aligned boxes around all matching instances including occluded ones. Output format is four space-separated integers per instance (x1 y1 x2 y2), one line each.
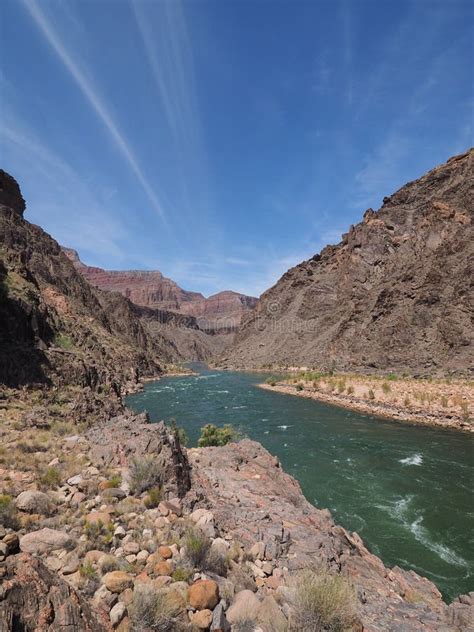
155 561 173 576
191 608 213 629
210 603 231 631
158 545 172 559
188 579 219 610
110 601 127 627
102 571 133 593
3 533 19 555
85 511 111 526
226 589 261 624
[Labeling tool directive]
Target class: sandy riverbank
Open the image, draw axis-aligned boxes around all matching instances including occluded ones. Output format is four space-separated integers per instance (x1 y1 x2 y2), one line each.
259 375 473 432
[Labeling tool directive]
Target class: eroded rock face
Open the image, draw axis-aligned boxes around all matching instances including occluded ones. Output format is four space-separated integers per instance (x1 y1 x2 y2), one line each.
0 169 25 216
0 553 109 631
223 150 474 375
187 439 463 631
0 170 166 388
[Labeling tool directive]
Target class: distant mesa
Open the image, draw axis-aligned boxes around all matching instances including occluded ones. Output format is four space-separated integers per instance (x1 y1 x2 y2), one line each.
62 248 258 331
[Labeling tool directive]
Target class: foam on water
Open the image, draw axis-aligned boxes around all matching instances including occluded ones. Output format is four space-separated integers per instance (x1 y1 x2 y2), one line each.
399 453 423 466
410 517 469 568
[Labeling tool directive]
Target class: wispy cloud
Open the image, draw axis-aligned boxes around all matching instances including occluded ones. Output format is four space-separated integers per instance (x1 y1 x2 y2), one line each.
1 117 128 261
20 0 168 221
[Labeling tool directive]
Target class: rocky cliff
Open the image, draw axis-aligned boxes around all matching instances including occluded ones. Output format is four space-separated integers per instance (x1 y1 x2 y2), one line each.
0 169 171 389
221 149 474 375
63 248 257 332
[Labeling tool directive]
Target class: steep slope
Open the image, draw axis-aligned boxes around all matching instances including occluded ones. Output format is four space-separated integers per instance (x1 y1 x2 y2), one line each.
0 169 171 389
62 248 257 331
222 149 474 375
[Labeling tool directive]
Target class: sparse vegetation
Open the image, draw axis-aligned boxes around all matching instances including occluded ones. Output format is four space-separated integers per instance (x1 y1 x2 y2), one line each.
289 568 358 632
144 485 163 509
129 584 181 632
198 423 239 447
129 456 163 495
40 466 62 489
80 560 97 580
0 494 19 529
183 525 211 568
368 389 375 400
295 384 304 392
381 382 391 394
171 565 193 583
346 385 354 395
170 418 188 446
53 333 74 350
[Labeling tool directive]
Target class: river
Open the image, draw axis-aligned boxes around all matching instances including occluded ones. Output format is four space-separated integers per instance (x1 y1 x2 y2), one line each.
126 363 474 601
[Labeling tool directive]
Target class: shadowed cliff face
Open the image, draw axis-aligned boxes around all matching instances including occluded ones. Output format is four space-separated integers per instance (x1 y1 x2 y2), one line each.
221 149 474 375
0 169 168 389
62 248 258 331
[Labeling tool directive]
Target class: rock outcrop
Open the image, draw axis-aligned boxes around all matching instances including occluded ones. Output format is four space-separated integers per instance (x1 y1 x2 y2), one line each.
87 411 192 499
222 150 474 375
0 169 171 389
187 439 473 631
0 553 109 631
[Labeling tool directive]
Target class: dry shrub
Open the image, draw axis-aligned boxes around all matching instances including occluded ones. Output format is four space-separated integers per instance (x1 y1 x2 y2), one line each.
129 456 163 495
129 584 183 632
289 568 358 632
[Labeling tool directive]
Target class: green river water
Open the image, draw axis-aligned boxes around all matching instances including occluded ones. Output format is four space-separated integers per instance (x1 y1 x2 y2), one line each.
126 363 473 601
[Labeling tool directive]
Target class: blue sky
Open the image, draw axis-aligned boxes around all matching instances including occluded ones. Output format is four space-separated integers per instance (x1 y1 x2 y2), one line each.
1 0 472 297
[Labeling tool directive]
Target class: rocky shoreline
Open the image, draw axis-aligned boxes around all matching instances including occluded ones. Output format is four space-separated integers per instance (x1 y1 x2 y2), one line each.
259 381 473 433
0 387 473 631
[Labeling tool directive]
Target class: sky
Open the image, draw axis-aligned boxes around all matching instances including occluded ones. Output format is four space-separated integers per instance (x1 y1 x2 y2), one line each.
0 0 472 298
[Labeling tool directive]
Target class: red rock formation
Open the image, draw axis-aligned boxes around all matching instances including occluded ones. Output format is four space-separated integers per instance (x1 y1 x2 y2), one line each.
62 248 257 330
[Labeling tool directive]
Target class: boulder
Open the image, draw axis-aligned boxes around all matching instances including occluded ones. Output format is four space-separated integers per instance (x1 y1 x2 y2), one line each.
191 608 213 629
110 601 127 626
15 490 53 515
210 603 231 631
102 571 133 593
188 579 219 610
226 589 261 624
158 545 172 559
19 528 72 555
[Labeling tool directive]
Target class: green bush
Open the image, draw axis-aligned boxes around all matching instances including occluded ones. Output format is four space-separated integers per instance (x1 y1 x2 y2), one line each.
171 565 193 583
290 568 358 632
40 466 62 489
346 385 354 395
368 389 375 401
0 494 19 529
183 525 211 568
80 560 97 580
381 382 391 394
295 384 304 392
198 424 239 447
266 377 277 386
129 456 163 495
144 485 163 509
170 419 188 446
53 334 74 350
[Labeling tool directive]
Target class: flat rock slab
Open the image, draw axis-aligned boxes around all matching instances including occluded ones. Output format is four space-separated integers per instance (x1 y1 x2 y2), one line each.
20 528 73 555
